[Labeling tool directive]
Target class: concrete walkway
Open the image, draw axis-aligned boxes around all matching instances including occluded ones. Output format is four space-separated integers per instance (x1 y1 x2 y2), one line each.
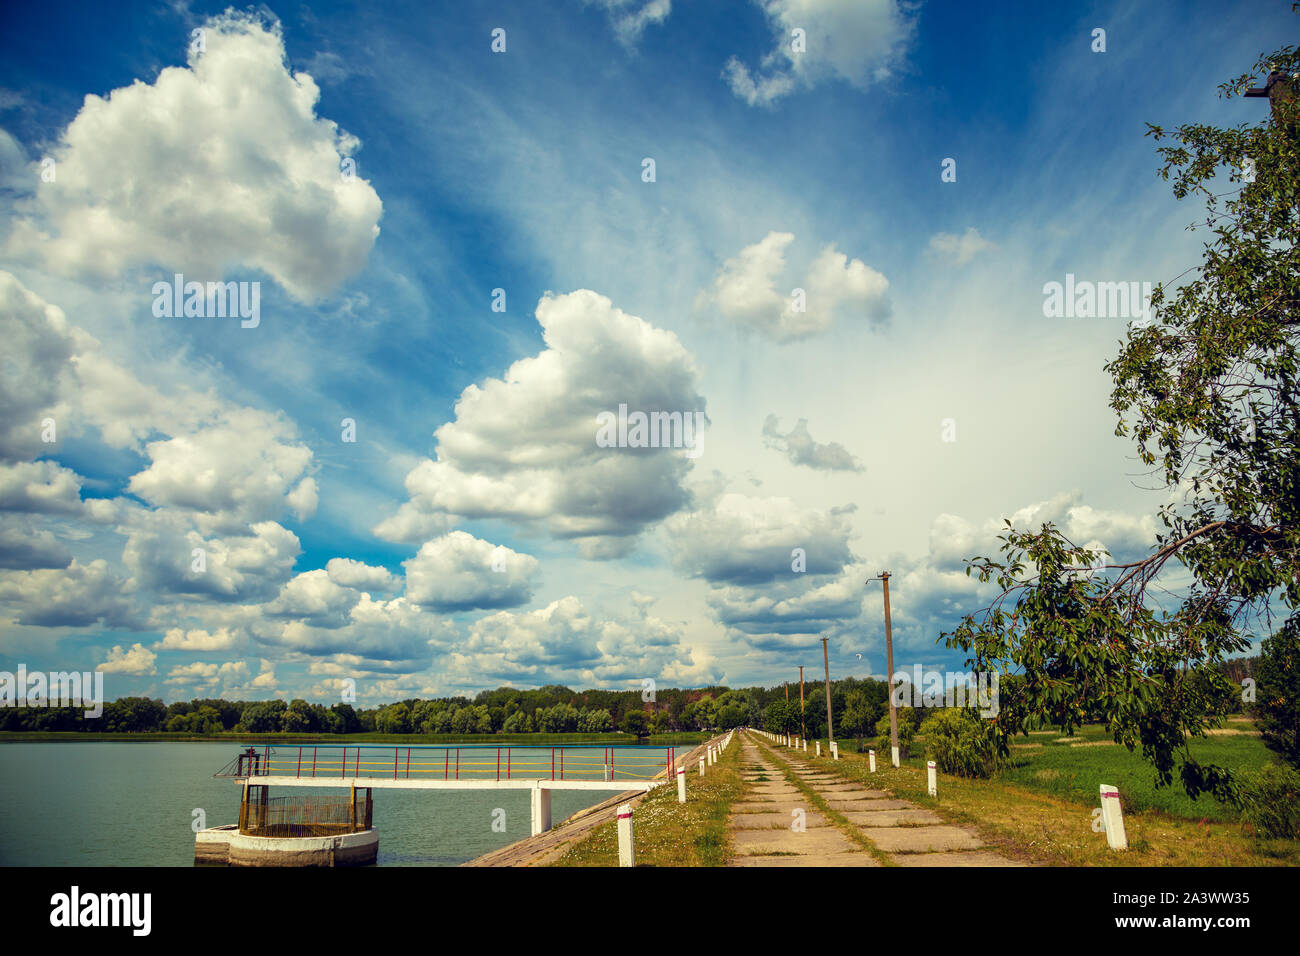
728 735 878 866
729 731 1022 867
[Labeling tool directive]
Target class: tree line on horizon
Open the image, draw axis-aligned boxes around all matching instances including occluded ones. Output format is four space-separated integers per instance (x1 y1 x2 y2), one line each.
0 659 1261 740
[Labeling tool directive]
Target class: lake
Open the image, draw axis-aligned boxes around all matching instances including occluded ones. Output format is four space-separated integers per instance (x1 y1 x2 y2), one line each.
0 741 680 866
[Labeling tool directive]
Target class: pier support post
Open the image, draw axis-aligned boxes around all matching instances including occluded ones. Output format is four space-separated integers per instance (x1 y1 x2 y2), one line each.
530 783 552 836
1100 785 1128 850
677 766 687 804
617 804 635 867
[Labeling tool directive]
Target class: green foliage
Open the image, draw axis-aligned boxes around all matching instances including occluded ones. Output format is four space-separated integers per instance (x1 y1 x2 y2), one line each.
502 709 533 734
872 707 916 758
941 28 1299 802
763 699 798 734
619 710 648 737
1254 615 1300 766
840 689 881 744
1236 763 1300 839
919 708 1004 778
240 699 287 734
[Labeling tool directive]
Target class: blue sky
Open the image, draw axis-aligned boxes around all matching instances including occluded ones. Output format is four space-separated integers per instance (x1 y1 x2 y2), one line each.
0 0 1291 704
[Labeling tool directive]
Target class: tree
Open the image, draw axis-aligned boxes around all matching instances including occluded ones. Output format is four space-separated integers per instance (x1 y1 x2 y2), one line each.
944 27 1300 800
840 690 880 747
375 702 412 735
1255 615 1300 766
502 710 534 734
919 708 1003 778
240 700 286 734
104 697 167 733
620 710 649 738
577 707 613 734
763 700 796 734
331 703 360 734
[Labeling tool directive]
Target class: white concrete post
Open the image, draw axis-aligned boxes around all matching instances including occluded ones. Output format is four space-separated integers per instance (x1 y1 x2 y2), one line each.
676 766 687 804
1099 785 1128 850
831 741 839 761
927 760 937 797
815 741 821 757
891 745 900 768
698 757 705 776
869 750 876 773
617 803 635 867
802 739 807 752
530 783 552 836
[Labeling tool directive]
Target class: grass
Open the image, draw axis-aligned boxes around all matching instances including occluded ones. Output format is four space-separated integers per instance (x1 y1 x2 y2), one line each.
547 739 743 866
784 723 1300 867
847 720 1272 821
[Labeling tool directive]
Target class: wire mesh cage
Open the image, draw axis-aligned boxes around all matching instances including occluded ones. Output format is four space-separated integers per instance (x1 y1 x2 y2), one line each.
239 787 372 837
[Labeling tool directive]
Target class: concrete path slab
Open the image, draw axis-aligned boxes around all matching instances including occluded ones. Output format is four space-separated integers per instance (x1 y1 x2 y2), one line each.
891 850 1025 867
733 800 803 811
824 797 905 812
839 808 944 827
731 811 828 829
732 853 879 867
858 826 985 853
731 827 858 855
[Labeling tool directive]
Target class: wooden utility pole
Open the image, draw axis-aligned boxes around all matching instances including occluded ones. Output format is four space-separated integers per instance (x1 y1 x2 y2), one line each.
821 637 833 742
880 571 899 762
798 666 806 738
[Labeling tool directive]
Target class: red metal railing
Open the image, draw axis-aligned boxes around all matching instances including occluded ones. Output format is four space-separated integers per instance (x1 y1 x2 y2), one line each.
229 744 677 783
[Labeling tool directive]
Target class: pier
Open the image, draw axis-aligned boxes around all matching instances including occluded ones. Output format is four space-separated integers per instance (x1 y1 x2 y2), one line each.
200 742 683 864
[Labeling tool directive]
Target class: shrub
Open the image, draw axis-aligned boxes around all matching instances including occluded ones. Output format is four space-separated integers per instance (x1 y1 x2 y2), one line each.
1237 764 1300 839
919 707 1004 778
872 707 917 759
1254 615 1300 768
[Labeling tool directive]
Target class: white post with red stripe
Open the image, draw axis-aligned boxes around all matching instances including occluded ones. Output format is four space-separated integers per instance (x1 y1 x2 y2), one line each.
1099 784 1127 850
676 766 687 803
530 782 552 836
617 803 635 867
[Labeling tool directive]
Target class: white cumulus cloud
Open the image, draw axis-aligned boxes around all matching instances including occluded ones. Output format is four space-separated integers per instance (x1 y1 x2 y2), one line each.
696 232 889 341
6 12 382 302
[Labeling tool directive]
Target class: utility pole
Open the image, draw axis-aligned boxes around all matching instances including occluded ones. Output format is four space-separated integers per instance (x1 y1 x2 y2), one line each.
879 571 899 765
798 666 806 738
821 637 833 742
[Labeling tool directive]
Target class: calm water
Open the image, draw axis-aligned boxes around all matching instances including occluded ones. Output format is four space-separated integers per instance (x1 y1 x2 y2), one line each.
0 742 677 866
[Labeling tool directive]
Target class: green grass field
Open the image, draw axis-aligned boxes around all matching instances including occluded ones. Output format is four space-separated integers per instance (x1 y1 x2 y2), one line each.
814 718 1297 865
998 727 1271 822
839 719 1273 823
